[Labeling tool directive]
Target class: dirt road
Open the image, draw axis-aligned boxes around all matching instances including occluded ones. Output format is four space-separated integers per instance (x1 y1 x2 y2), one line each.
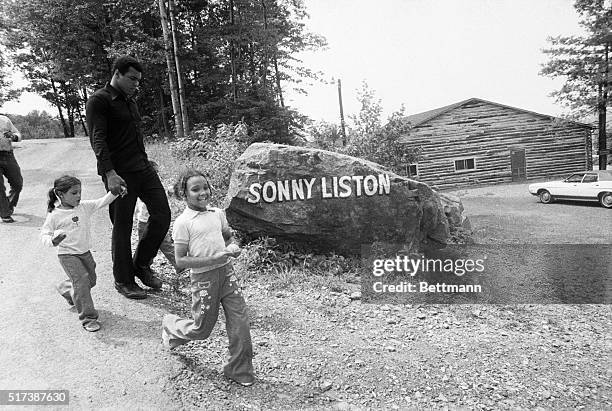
0 138 181 409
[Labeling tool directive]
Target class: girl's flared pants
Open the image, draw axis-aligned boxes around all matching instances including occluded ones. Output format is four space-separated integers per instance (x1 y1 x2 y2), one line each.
162 264 254 384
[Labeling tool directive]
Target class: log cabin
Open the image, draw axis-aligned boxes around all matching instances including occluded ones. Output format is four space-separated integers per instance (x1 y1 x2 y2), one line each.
398 98 594 189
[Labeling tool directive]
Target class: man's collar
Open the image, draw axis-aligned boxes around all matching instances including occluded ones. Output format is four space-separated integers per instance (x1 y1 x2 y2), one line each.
105 83 126 101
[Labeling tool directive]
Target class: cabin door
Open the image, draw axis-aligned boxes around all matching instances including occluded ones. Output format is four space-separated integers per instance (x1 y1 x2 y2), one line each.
510 148 526 181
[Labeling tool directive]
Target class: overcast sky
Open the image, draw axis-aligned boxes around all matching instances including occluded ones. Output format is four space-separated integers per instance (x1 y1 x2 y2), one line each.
2 0 586 124
287 0 586 124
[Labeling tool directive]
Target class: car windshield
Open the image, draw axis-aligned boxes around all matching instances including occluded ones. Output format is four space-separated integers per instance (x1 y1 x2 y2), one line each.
565 174 585 183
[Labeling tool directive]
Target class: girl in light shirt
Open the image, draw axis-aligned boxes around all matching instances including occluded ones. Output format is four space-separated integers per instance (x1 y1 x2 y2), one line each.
41 175 119 332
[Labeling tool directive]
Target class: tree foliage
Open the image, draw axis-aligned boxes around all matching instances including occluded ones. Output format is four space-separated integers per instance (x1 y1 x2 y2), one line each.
540 0 612 118
0 43 20 105
343 82 421 174
310 81 421 174
0 0 326 140
0 49 8 105
7 111 64 139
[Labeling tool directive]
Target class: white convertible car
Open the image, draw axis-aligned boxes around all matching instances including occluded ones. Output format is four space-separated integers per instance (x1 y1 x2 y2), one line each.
528 170 612 208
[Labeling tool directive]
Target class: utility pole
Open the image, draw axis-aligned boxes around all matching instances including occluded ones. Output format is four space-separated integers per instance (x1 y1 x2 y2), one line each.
597 33 611 170
337 78 346 146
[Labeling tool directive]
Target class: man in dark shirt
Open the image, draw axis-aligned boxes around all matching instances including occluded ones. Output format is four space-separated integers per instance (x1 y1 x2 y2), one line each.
86 55 170 299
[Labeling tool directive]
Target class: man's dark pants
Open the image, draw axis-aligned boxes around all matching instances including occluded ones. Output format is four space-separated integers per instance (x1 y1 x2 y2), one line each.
0 151 23 218
103 164 171 284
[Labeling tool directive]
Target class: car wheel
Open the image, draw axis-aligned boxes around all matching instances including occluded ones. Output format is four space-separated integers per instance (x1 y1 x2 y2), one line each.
599 192 612 208
539 190 553 204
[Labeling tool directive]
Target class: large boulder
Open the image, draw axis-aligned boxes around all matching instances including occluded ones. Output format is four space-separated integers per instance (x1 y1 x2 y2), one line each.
224 143 454 254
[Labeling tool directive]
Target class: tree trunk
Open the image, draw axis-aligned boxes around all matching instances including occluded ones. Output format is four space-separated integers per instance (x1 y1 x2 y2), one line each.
50 79 69 137
60 82 75 137
249 43 257 93
80 88 88 136
229 0 237 102
158 0 184 138
68 108 75 137
76 101 87 136
159 86 170 137
273 54 285 108
169 0 190 134
261 0 269 91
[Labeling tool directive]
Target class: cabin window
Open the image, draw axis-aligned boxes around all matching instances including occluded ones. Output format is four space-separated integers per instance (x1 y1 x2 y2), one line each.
454 158 476 172
406 164 418 177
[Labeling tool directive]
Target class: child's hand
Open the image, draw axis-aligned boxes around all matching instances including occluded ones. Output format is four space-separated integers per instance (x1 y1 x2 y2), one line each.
225 243 241 258
119 184 128 197
166 184 175 197
52 232 67 246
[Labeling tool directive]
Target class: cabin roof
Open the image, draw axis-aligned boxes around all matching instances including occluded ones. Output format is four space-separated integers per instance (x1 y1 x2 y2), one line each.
403 97 594 130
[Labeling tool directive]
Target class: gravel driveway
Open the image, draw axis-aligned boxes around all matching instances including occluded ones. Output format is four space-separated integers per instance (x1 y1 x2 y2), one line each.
161 179 611 409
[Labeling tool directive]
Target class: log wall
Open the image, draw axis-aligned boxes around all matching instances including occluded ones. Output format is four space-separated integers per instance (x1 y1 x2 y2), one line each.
401 100 592 189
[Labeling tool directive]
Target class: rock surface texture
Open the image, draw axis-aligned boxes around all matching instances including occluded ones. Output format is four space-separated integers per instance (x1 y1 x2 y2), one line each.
225 143 454 253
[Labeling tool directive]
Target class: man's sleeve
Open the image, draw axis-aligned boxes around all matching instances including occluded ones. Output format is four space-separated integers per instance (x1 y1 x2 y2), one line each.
86 95 114 173
7 118 21 141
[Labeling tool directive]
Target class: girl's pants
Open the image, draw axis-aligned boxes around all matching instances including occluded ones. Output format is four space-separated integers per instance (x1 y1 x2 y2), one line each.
57 251 99 326
162 264 254 384
137 220 177 271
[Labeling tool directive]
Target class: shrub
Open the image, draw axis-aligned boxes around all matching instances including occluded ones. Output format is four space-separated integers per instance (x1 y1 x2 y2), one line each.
162 122 249 206
237 237 361 278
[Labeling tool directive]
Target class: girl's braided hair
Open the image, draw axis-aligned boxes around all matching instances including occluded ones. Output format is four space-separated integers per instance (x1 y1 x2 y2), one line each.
174 169 213 199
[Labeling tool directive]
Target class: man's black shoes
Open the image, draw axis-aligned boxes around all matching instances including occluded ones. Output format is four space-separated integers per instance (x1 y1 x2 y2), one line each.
115 282 147 299
134 266 163 289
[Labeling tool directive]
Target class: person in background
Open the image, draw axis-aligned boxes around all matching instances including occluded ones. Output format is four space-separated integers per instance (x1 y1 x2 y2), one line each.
0 114 23 223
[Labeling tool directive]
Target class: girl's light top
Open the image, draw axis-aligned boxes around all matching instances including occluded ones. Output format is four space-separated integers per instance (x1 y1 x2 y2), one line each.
41 192 117 255
172 206 231 273
135 198 150 223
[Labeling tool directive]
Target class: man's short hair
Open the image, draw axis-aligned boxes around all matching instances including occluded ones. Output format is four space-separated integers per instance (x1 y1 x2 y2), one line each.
112 55 143 75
